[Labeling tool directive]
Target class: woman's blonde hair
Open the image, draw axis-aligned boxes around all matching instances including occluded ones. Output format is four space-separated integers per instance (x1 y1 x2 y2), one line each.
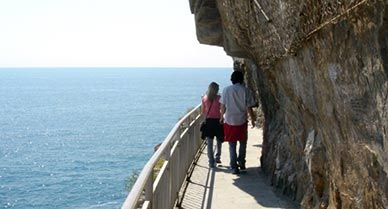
207 82 219 102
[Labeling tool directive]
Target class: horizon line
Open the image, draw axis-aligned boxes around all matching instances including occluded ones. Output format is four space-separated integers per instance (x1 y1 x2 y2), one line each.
0 66 231 69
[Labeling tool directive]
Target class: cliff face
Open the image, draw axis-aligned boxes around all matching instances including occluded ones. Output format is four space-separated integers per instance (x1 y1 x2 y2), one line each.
189 0 388 208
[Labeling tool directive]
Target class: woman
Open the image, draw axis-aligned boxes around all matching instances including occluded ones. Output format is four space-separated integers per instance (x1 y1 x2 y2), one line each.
201 82 223 168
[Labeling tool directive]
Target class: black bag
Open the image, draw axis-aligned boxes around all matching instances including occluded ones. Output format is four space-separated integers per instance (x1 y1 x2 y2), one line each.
201 119 224 142
200 121 207 139
200 101 213 140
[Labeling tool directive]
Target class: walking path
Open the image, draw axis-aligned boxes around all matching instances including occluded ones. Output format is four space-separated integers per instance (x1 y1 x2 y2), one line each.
178 128 298 209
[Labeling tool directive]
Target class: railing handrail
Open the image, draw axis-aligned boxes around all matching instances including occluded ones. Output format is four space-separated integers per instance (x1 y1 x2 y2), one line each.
121 104 202 209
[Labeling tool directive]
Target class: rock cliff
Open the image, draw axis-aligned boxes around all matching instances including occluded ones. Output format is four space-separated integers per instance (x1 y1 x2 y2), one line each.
189 0 388 208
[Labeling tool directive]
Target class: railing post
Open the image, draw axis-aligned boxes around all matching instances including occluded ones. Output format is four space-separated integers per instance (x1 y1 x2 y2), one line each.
164 146 171 209
144 175 153 209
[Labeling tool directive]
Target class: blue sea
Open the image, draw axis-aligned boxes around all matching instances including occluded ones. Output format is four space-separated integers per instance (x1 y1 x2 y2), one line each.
0 68 230 209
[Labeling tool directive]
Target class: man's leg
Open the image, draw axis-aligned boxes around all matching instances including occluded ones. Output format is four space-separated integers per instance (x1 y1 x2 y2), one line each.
207 137 215 167
215 137 222 163
229 141 239 173
237 140 247 169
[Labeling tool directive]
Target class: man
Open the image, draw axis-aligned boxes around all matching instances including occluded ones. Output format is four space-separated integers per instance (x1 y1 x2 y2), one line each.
220 65 256 174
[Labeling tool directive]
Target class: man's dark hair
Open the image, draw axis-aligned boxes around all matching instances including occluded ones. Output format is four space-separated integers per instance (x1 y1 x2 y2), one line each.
231 71 244 84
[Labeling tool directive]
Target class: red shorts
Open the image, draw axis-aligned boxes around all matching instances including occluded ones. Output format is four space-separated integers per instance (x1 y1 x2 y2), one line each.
223 122 248 142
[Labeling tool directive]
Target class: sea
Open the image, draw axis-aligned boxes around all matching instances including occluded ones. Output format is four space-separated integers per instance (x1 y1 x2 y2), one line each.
0 68 231 209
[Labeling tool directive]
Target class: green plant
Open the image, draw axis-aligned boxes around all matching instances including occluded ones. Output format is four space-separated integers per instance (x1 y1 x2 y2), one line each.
153 159 165 179
125 169 140 192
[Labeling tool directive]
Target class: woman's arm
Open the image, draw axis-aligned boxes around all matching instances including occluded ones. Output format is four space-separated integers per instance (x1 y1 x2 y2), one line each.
220 104 225 123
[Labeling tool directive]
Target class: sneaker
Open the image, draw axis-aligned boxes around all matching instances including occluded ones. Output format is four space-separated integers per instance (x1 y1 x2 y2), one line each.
237 162 246 170
216 159 221 164
232 168 240 174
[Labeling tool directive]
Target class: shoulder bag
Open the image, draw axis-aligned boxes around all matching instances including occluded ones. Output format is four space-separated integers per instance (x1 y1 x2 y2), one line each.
200 101 213 139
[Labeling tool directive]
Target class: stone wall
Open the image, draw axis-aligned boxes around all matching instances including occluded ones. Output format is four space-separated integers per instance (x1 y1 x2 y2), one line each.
189 0 387 208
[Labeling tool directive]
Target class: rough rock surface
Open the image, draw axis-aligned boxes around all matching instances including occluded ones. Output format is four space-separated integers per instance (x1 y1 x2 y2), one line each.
189 0 387 208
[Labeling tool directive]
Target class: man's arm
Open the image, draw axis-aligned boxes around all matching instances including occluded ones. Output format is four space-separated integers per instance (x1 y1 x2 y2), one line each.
220 104 226 124
247 107 256 128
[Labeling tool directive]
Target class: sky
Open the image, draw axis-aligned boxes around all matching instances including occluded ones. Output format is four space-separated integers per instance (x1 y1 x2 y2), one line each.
0 0 232 67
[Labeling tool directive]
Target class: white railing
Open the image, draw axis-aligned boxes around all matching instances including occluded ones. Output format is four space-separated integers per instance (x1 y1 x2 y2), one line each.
122 104 204 209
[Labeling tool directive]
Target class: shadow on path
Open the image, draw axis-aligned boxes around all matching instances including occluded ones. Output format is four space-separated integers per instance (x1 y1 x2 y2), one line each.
179 128 300 209
178 149 216 209
232 166 299 209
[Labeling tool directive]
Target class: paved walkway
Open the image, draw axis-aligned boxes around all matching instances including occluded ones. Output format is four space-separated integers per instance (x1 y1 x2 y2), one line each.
178 128 298 209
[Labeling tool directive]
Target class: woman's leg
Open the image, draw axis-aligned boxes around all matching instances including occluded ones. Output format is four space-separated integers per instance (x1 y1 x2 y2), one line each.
206 137 215 167
215 137 222 163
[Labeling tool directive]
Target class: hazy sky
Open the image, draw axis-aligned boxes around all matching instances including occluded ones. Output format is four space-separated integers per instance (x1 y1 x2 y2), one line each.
0 0 232 67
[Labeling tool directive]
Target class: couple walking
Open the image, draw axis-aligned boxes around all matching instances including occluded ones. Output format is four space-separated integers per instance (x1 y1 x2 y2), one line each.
201 66 256 174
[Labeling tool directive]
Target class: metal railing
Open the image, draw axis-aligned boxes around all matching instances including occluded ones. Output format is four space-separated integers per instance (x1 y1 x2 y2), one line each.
121 104 204 209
